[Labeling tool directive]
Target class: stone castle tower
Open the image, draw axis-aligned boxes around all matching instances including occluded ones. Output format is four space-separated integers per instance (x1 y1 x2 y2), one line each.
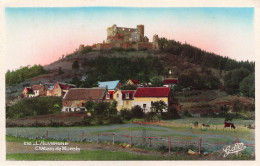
92 24 159 51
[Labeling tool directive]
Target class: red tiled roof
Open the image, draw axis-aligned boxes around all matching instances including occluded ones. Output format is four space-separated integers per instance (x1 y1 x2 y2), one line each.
130 79 139 85
58 83 76 90
32 85 44 90
25 87 33 93
163 79 178 85
122 90 135 100
63 88 106 100
134 87 170 97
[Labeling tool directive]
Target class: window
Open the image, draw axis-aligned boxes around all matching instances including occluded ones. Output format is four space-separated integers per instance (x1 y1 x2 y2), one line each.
66 108 68 112
125 93 129 99
143 104 146 108
110 94 113 99
74 108 77 112
69 108 71 112
106 93 110 99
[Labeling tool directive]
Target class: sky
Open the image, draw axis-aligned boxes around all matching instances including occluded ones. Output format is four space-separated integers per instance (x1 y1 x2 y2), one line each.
5 7 255 71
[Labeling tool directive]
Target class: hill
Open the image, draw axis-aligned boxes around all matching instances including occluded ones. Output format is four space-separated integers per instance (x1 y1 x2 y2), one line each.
5 37 255 119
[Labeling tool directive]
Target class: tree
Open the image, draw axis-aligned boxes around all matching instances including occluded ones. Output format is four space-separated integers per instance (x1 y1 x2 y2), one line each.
239 73 255 97
93 102 109 116
80 73 99 88
107 101 118 118
150 75 163 87
151 101 167 115
120 84 137 90
84 100 96 116
224 68 250 94
72 61 79 70
158 37 168 50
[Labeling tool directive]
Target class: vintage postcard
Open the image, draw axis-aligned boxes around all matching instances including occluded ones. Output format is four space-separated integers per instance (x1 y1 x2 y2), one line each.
1 0 259 165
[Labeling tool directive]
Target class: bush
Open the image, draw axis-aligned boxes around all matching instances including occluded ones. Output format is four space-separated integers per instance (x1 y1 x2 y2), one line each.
94 115 104 125
82 116 92 126
6 97 62 119
182 110 192 117
109 116 123 124
120 109 132 121
144 112 161 121
131 105 144 119
162 108 180 120
139 47 148 51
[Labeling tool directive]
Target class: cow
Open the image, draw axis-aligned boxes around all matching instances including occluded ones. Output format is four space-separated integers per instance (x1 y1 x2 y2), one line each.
194 121 198 128
202 124 210 128
224 122 236 129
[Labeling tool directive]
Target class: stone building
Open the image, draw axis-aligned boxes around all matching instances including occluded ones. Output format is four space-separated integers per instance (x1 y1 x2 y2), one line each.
92 24 159 51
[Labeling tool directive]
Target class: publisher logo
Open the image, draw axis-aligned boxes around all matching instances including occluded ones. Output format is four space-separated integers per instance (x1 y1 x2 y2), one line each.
223 143 246 158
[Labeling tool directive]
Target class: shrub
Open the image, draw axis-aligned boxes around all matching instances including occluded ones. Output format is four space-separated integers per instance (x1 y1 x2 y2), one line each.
109 116 123 124
94 115 104 125
131 105 144 119
145 112 161 121
6 97 62 119
82 116 92 126
139 47 148 51
120 109 132 121
162 108 180 120
182 110 192 117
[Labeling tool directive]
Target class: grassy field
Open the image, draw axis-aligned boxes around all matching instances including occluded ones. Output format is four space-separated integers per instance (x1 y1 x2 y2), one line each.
6 135 254 160
6 150 196 160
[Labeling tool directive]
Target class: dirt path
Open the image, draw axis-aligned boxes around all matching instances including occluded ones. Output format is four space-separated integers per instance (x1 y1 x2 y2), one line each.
6 141 255 160
6 141 198 159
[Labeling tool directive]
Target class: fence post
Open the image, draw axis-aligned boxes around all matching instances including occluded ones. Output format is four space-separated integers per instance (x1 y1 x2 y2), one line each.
198 138 202 154
67 132 70 141
236 138 239 143
97 134 99 143
46 130 48 138
112 134 115 145
149 138 151 148
130 137 132 146
81 131 84 142
168 137 171 153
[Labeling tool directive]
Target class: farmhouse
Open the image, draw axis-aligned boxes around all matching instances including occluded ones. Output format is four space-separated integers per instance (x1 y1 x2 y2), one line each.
113 90 135 111
62 88 107 112
133 87 176 113
98 80 121 100
22 87 34 98
22 84 46 98
44 83 55 96
51 82 76 97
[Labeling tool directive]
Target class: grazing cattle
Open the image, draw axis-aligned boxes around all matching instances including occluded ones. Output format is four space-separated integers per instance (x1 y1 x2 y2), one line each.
245 124 255 129
224 122 235 129
202 124 210 128
194 121 198 128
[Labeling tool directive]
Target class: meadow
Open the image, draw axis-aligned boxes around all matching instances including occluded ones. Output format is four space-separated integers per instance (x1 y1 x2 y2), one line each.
6 117 255 154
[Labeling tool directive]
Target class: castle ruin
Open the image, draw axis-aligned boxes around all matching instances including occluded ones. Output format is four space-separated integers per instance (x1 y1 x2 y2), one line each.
92 24 159 50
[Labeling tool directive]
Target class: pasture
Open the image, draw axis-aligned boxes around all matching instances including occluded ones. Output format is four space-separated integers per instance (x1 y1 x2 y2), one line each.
6 117 255 154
